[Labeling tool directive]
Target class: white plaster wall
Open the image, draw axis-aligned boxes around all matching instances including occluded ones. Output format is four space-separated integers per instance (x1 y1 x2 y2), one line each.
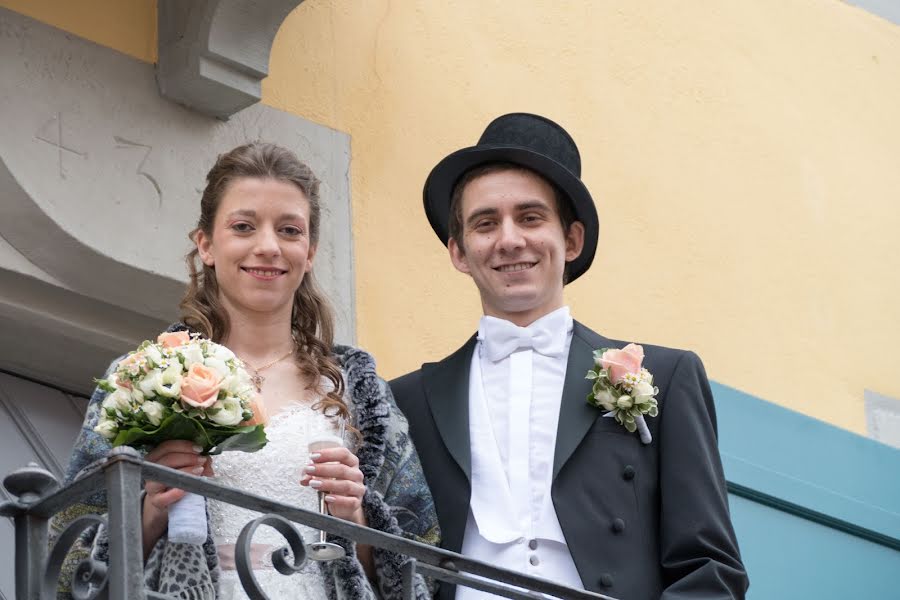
0 8 354 392
865 390 900 450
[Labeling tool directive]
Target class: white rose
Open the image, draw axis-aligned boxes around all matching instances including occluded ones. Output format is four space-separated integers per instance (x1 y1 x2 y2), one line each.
211 344 236 362
153 364 183 398
219 373 238 396
594 389 617 412
94 419 118 440
204 356 229 380
140 401 166 426
222 368 254 397
102 388 132 413
208 397 244 426
138 369 162 397
632 381 656 401
616 395 634 410
144 344 164 367
179 343 205 368
130 386 146 404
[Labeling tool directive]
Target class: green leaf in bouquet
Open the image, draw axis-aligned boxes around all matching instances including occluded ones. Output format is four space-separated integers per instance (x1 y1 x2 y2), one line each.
205 425 268 455
109 409 268 454
95 378 116 393
111 411 206 450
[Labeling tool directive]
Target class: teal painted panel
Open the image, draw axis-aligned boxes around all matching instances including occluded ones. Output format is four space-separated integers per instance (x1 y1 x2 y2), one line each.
712 381 900 597
712 382 900 542
730 495 900 600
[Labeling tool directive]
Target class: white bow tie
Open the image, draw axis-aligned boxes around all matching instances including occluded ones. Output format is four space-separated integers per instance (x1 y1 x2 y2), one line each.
478 308 572 362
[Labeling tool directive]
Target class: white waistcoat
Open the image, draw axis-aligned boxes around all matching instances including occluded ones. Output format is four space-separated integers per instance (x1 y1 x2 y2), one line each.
458 347 584 600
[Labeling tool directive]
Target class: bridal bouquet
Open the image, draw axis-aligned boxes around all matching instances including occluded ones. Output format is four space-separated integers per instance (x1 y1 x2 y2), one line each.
94 330 268 543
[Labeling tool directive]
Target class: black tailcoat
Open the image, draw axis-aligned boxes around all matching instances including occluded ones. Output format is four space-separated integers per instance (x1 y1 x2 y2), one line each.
390 321 748 600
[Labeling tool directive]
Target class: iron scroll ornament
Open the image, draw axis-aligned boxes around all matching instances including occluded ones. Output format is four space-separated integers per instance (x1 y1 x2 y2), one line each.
43 514 109 600
235 513 309 600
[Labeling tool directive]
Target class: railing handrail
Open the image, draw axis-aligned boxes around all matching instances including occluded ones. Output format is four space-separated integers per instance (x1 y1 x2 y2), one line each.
3 448 618 600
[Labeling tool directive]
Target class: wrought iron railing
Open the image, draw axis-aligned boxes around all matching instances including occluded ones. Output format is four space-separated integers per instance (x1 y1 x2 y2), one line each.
2 446 617 600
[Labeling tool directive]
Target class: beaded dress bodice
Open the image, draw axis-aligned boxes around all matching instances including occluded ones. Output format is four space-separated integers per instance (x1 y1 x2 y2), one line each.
208 402 342 600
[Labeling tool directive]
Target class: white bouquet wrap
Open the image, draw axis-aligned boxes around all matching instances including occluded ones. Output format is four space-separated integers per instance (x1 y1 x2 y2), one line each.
168 491 208 544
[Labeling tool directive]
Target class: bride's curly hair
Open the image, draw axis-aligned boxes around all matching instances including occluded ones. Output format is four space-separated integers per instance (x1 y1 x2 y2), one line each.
180 142 348 423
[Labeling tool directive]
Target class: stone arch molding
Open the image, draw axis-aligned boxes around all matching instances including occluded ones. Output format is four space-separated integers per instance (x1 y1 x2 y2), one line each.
0 9 353 393
157 0 305 119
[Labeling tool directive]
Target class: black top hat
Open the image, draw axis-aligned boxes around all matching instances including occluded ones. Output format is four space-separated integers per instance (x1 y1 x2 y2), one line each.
423 112 599 282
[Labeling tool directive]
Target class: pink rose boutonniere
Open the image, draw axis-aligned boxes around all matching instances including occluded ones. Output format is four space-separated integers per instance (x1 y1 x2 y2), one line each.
585 343 658 444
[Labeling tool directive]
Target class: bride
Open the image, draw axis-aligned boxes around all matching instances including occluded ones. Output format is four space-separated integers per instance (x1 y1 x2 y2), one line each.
54 143 439 600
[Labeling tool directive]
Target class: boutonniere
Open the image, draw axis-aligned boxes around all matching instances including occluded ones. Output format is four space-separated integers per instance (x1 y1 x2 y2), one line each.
585 343 658 444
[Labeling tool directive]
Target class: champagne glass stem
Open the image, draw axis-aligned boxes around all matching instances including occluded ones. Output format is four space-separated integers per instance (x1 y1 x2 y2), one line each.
318 491 328 544
305 413 347 561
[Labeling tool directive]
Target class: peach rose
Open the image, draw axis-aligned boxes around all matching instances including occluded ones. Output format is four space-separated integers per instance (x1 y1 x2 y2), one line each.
600 343 644 385
115 375 133 390
157 330 191 349
115 351 146 387
241 393 269 427
117 351 145 373
180 363 223 409
119 351 144 368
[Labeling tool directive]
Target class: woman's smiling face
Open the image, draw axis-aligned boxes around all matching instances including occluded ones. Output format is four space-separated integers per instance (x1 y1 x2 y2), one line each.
195 176 316 318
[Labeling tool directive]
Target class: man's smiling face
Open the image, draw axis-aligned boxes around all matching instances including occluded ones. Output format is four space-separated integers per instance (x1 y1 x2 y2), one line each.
448 168 584 326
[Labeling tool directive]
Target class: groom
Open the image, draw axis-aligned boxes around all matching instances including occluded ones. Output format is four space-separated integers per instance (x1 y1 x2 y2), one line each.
391 113 748 599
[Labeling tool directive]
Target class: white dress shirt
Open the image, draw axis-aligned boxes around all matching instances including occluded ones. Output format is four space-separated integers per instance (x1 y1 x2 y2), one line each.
458 307 585 600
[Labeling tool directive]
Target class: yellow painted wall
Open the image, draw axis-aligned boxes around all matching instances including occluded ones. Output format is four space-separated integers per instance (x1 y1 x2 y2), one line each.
0 0 156 62
270 0 900 436
4 1 900 435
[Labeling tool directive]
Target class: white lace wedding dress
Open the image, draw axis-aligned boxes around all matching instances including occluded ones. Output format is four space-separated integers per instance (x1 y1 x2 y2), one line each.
208 403 343 600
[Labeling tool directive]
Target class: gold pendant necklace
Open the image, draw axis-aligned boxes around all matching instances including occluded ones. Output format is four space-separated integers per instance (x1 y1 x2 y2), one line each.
242 347 294 393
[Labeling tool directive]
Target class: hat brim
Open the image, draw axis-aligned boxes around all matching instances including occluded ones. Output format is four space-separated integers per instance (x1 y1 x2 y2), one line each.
423 145 599 282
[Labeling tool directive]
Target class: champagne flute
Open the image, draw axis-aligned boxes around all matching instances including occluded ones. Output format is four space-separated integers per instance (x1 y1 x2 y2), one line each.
306 414 346 561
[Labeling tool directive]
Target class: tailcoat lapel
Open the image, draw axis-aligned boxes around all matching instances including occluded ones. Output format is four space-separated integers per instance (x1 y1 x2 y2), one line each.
553 321 613 480
421 335 477 482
